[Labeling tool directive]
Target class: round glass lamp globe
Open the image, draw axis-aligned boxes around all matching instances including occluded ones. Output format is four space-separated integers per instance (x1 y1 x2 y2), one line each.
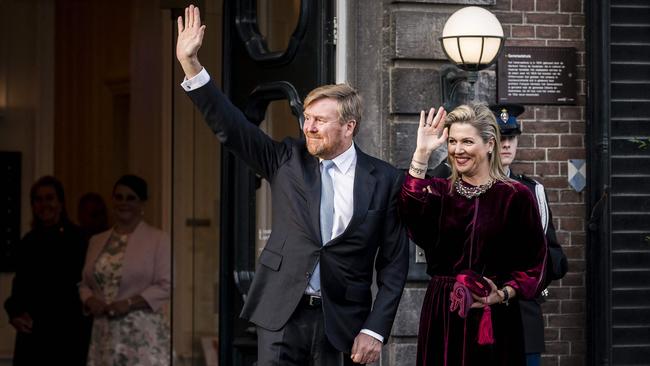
441 6 504 69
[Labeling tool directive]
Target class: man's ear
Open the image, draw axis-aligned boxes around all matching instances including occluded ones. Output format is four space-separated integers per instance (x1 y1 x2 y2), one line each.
346 120 357 136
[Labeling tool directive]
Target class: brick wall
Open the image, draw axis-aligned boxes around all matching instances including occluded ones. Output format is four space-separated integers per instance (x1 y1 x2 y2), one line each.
495 1 587 365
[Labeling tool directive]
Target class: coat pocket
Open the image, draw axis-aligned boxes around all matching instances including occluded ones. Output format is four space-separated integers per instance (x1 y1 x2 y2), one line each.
259 249 283 271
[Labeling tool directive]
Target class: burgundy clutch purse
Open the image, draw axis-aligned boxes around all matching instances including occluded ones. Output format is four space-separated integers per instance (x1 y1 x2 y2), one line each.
449 269 495 345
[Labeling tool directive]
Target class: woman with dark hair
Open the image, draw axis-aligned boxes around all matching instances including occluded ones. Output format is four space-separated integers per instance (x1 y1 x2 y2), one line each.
80 174 170 365
4 176 90 365
399 104 547 365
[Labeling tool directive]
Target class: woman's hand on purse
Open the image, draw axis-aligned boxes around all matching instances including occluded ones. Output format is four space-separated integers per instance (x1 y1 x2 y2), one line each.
470 277 501 308
84 296 108 316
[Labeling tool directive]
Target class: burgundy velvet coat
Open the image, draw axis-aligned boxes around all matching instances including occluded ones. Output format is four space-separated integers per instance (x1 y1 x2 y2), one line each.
400 175 547 366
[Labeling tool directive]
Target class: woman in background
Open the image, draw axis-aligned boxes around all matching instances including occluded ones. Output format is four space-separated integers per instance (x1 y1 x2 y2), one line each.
80 174 170 365
4 176 89 365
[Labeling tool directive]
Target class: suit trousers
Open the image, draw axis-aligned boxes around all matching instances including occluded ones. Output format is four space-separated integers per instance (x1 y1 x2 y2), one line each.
257 298 363 366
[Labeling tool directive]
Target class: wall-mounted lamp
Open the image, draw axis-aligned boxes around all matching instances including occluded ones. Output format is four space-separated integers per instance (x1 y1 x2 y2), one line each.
439 6 505 110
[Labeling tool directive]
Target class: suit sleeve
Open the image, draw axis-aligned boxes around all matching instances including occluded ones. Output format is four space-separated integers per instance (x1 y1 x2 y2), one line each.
186 80 291 180
363 172 410 340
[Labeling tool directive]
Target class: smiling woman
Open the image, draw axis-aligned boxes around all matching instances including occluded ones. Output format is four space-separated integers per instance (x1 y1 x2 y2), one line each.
399 103 548 365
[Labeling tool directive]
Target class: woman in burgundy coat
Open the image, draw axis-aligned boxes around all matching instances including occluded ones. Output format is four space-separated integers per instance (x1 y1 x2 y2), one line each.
399 104 547 366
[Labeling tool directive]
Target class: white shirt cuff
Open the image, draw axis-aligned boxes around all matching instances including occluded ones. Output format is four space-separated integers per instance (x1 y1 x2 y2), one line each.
180 68 211 91
360 329 384 343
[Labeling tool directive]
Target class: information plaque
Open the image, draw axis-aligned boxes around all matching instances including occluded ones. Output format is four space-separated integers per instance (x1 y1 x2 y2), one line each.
497 47 577 105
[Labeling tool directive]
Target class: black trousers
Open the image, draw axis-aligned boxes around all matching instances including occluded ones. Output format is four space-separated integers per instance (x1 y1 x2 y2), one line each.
256 299 363 366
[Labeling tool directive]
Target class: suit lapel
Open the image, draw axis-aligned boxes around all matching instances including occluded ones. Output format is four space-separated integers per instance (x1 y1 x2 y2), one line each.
327 147 376 245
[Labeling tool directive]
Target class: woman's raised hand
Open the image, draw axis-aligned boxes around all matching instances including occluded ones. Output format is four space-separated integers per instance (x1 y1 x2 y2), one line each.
414 107 448 162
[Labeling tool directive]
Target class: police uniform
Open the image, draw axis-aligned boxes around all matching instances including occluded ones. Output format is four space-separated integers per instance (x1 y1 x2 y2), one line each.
491 104 569 361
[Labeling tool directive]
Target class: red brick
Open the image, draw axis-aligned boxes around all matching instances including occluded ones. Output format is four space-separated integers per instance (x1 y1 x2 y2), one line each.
511 162 534 175
494 11 524 24
559 355 585 365
545 327 560 341
560 106 582 120
518 134 534 147
571 232 585 245
560 217 584 231
537 25 560 39
570 121 585 134
517 148 546 160
494 0 513 11
537 134 560 147
559 190 583 203
561 26 583 39
536 161 560 176
526 13 571 25
520 108 535 120
560 328 584 342
571 14 585 25
572 340 586 354
547 189 560 202
512 25 535 38
546 341 571 355
561 135 583 148
549 203 584 216
567 259 585 273
540 176 570 189
561 273 584 287
547 148 585 160
548 313 585 328
547 40 586 51
553 217 560 228
542 299 561 313
576 52 585 66
561 299 585 313
534 106 560 120
523 121 570 133
505 39 547 47
571 287 586 299
537 0 559 11
561 0 582 13
563 245 584 260
513 0 534 11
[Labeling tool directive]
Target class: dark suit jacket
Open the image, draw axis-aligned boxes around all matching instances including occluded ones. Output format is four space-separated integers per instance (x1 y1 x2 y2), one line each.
429 162 569 353
186 81 409 352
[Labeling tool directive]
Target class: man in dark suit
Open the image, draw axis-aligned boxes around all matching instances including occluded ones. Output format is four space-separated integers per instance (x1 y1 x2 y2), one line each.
176 6 409 365
491 104 569 366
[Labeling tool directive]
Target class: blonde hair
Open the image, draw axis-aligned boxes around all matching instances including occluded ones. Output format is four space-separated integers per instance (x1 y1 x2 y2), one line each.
304 84 362 136
444 103 510 191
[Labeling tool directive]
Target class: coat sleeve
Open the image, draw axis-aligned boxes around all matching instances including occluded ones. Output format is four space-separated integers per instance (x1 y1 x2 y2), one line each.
399 174 446 250
186 80 292 180
503 187 548 300
543 200 568 286
363 172 410 340
139 231 171 311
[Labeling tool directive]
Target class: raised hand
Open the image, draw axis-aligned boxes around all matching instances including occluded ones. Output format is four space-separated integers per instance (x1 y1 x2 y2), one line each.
414 106 448 163
176 4 206 78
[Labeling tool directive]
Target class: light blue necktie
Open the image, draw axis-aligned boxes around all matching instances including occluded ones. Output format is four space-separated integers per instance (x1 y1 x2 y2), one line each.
308 160 335 292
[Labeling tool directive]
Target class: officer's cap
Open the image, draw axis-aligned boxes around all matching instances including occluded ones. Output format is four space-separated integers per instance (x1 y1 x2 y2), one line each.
490 103 524 137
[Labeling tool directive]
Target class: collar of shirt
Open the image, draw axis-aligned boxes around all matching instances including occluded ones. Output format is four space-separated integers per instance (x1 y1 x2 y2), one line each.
321 143 356 175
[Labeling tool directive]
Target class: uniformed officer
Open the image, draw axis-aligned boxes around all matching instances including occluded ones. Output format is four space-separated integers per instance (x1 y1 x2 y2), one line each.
490 103 569 366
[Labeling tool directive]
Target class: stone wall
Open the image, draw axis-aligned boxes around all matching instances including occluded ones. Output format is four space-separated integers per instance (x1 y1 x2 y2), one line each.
350 1 586 365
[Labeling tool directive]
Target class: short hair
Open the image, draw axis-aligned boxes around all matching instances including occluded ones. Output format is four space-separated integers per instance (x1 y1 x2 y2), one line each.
304 83 362 136
113 174 148 201
30 175 68 228
444 103 509 190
